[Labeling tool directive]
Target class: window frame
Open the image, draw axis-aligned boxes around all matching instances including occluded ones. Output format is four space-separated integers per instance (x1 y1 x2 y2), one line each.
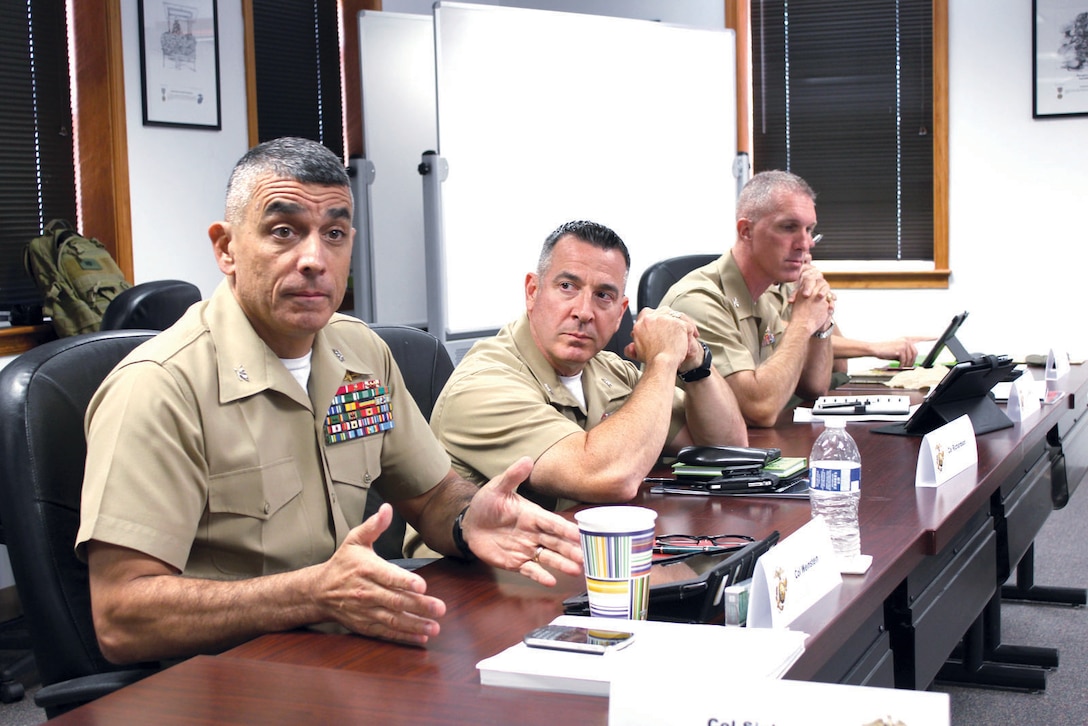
0 0 132 356
726 0 948 290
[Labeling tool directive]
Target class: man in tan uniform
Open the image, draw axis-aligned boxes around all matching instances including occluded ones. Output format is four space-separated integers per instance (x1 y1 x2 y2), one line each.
76 137 582 665
429 220 747 513
660 171 836 427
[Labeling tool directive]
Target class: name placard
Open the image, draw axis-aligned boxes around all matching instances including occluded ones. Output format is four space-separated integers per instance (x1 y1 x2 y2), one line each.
916 414 977 487
1007 373 1041 421
610 670 950 726
747 517 841 629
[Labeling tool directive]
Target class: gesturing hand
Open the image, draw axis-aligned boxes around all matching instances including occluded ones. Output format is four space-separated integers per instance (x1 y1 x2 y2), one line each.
463 457 584 586
318 503 447 645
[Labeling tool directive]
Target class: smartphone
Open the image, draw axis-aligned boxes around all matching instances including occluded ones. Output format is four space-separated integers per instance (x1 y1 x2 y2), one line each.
523 624 636 655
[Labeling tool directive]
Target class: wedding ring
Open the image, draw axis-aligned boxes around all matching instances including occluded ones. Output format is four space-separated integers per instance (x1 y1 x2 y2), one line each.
531 546 544 563
668 310 682 319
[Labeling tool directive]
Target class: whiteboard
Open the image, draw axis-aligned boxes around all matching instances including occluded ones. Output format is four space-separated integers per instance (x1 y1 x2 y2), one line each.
433 2 736 336
357 11 437 325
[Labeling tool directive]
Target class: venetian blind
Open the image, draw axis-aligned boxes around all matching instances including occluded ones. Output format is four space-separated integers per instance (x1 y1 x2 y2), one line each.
751 0 933 261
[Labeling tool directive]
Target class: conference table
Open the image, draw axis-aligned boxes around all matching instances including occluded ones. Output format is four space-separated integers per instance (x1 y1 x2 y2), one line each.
51 364 1088 724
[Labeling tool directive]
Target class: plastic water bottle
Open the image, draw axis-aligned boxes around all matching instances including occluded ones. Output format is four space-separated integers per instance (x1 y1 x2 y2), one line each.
809 418 862 560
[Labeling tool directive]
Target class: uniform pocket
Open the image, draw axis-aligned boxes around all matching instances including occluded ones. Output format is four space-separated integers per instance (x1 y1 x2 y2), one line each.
206 458 304 574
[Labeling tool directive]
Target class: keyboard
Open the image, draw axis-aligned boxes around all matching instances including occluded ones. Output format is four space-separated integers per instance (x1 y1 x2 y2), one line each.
812 395 911 416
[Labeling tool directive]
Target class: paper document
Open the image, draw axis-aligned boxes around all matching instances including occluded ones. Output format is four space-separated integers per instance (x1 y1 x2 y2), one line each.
477 615 807 697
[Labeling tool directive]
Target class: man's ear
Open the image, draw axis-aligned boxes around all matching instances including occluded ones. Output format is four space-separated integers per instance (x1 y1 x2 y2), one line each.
209 221 235 275
524 272 539 312
736 217 752 243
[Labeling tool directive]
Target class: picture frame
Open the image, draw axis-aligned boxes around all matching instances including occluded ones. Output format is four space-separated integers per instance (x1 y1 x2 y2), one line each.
138 0 222 129
1033 0 1088 118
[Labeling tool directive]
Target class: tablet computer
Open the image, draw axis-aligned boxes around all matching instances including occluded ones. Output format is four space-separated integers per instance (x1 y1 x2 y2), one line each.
919 311 970 368
562 531 780 623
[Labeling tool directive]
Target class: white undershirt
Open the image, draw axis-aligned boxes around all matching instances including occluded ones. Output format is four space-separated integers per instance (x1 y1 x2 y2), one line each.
280 351 313 393
559 371 586 410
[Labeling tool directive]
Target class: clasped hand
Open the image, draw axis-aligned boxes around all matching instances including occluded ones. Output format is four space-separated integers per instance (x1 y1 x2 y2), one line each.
624 307 704 371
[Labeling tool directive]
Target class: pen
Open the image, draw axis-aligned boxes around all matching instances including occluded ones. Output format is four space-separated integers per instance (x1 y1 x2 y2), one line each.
818 400 866 410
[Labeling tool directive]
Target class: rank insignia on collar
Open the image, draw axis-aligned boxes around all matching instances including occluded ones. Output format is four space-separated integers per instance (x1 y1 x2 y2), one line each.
332 348 345 362
234 365 249 382
324 378 395 444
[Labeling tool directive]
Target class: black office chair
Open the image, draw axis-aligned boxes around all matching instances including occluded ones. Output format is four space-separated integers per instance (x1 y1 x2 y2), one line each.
0 519 36 703
100 279 201 331
636 254 719 312
0 331 161 718
365 325 456 563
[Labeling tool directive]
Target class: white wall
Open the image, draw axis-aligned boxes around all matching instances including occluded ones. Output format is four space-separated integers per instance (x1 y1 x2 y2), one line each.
121 0 1088 359
121 0 249 299
831 0 1088 362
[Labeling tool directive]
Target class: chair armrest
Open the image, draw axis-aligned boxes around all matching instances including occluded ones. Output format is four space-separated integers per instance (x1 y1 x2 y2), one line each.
34 667 158 713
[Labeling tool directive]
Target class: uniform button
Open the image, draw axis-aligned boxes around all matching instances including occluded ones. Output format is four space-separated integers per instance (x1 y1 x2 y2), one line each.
263 502 270 514
364 473 372 484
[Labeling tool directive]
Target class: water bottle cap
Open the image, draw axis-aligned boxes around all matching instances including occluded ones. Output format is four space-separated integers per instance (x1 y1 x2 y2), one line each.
823 417 847 429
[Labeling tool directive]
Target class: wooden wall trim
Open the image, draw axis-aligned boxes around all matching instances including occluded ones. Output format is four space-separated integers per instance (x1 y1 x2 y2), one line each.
71 0 132 280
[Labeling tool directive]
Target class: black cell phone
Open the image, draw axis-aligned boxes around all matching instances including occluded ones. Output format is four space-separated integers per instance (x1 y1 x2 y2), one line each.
522 625 636 655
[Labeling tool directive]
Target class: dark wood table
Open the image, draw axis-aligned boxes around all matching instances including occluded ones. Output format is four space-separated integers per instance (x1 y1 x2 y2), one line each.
51 366 1088 724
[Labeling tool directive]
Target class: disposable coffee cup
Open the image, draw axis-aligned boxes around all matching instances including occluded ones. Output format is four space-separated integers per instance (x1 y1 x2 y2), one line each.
574 506 658 619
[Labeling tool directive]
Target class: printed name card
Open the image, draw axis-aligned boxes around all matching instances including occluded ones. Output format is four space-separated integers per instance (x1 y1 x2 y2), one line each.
916 414 977 487
747 517 841 629
1007 373 1041 421
1046 347 1070 394
610 671 951 726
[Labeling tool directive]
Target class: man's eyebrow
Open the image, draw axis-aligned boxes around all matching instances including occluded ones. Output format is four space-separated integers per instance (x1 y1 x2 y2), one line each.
325 206 352 222
261 200 304 218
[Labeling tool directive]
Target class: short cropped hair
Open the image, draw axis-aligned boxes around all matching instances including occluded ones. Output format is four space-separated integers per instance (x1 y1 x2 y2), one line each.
537 220 631 279
225 137 350 226
736 170 816 223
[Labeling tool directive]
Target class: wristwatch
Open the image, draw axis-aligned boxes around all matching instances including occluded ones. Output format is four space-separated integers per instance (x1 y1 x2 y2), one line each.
813 319 836 339
452 505 475 560
679 342 713 382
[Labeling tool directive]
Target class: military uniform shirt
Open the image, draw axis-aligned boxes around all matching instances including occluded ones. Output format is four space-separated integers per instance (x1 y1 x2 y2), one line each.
659 251 789 379
76 280 450 579
429 313 686 512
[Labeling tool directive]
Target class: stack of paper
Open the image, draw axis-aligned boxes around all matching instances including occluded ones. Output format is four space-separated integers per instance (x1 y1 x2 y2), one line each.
477 615 807 697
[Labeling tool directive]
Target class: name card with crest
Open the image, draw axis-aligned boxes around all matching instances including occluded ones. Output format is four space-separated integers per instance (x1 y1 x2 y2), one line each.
916 414 977 487
748 517 841 629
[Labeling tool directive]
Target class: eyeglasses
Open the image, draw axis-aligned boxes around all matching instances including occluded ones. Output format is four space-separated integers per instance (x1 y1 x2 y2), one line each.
653 533 755 554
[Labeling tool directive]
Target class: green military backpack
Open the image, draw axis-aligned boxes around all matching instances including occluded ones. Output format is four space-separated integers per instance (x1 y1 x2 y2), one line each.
23 219 132 337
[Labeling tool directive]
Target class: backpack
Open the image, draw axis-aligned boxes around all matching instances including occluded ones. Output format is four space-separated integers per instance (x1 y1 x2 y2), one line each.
23 219 132 337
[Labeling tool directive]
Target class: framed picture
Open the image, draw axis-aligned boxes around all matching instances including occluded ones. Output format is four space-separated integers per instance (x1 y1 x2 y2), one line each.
1033 0 1088 118
138 0 222 129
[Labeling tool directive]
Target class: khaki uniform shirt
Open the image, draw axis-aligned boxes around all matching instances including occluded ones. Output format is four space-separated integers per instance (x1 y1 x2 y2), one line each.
659 251 789 379
76 281 450 579
429 314 686 512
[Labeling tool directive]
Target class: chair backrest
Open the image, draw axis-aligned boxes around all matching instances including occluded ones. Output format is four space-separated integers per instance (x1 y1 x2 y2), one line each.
601 307 636 363
636 254 720 311
0 331 157 691
100 280 201 331
365 325 456 559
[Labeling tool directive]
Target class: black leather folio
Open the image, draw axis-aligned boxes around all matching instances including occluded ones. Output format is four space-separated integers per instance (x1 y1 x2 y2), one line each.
676 445 782 470
874 354 1016 437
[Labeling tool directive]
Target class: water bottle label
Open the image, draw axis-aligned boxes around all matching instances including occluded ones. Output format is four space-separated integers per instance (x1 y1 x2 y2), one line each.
810 462 861 492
